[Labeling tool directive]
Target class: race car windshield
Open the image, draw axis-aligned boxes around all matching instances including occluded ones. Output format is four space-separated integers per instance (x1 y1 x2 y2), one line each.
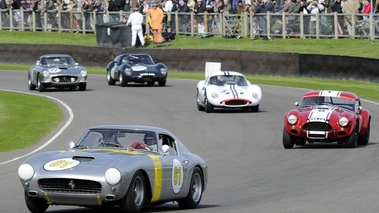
76 129 158 151
209 75 247 86
44 57 74 66
300 96 355 111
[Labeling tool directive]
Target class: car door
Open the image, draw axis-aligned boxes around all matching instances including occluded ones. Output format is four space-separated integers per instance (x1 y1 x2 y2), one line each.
158 134 190 200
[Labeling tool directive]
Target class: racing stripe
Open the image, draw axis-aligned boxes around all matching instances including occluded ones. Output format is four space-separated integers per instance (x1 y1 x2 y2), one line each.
147 154 162 202
230 84 238 98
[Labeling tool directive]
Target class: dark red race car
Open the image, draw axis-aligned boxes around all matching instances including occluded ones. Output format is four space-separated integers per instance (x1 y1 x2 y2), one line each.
283 90 371 149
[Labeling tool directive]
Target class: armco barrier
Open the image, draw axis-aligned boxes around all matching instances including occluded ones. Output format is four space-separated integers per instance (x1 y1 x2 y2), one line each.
0 44 378 83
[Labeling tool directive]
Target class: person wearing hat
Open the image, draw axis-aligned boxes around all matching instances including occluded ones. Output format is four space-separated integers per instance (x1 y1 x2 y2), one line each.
144 1 165 43
126 7 146 47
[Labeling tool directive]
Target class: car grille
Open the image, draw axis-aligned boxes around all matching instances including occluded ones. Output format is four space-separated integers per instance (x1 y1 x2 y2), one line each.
303 122 332 131
39 178 101 194
53 76 78 83
225 100 248 106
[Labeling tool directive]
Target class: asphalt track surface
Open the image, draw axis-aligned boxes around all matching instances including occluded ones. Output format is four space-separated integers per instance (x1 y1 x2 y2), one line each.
1 70 379 213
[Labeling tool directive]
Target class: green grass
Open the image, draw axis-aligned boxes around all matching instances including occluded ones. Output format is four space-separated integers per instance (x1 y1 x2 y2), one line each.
1 31 379 59
0 91 62 152
0 31 378 152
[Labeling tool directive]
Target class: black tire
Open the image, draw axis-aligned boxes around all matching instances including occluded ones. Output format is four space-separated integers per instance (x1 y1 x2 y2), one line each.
119 171 145 213
358 123 370 145
250 104 259 112
177 167 203 209
204 96 213 113
107 70 116 85
24 191 49 213
28 74 36 90
37 76 45 92
283 128 295 149
345 123 358 148
196 90 204 111
78 83 86 91
119 73 127 87
295 139 306 146
158 80 166 86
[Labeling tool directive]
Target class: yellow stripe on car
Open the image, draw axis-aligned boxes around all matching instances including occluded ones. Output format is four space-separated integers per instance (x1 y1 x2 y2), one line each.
147 154 162 202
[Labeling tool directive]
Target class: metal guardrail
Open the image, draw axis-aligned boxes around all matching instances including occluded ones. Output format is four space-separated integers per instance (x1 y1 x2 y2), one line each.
1 9 378 40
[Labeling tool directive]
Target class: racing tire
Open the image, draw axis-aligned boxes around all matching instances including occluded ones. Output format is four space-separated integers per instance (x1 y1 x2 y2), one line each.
283 128 295 149
78 83 86 91
204 97 213 113
24 191 49 213
119 73 127 87
147 81 155 86
177 167 203 209
107 70 116 85
196 90 205 111
37 76 45 92
250 104 259 112
345 123 358 148
358 123 370 145
295 139 306 146
119 171 145 213
158 80 166 86
28 74 36 90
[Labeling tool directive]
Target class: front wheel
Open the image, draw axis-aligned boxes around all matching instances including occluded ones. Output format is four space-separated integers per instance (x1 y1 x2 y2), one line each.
177 167 203 209
283 128 295 149
107 70 116 85
119 171 145 213
78 83 86 91
196 90 204 111
158 80 166 86
24 191 49 213
204 96 213 113
345 124 358 148
37 76 45 92
28 74 36 90
250 104 259 112
358 123 370 145
119 73 127 87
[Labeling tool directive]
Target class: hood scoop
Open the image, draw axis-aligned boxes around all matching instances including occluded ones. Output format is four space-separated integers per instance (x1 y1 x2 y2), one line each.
72 156 95 162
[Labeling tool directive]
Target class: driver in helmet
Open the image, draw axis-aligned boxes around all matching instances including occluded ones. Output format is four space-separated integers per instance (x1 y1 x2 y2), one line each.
131 132 157 151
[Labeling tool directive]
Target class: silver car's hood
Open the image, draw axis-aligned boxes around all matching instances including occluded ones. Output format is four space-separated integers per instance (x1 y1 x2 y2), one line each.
42 65 84 75
25 149 147 169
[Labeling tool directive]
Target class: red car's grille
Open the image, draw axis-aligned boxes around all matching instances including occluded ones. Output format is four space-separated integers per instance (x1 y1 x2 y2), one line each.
225 100 248 106
39 178 101 194
303 122 332 131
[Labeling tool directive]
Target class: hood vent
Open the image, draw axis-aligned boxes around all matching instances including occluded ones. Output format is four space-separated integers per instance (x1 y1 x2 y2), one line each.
72 156 95 162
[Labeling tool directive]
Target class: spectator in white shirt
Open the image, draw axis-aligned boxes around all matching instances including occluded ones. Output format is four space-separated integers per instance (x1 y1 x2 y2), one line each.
126 7 145 47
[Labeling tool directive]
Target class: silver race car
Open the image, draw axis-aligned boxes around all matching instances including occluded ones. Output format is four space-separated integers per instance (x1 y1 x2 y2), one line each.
18 125 208 213
27 54 88 92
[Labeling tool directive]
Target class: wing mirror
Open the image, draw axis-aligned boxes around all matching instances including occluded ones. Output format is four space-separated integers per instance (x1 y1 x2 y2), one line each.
161 144 170 155
295 102 299 107
68 141 75 150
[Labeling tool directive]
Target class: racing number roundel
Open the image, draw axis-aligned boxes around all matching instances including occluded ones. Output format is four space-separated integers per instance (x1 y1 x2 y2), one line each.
172 159 183 194
44 158 80 171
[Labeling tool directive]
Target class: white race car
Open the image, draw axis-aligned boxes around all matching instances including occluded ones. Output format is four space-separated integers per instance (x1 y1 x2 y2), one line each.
196 71 262 113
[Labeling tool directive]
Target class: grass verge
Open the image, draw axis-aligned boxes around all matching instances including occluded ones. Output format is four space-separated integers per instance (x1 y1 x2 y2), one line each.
0 91 63 152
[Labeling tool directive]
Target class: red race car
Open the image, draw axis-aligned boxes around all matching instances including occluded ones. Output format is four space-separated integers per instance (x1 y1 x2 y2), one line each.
283 90 371 149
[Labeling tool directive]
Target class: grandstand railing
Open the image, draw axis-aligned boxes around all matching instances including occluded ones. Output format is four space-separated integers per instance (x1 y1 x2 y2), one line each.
0 8 377 40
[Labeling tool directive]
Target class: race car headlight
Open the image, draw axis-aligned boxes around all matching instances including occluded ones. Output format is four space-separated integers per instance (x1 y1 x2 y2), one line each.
339 117 348 127
105 168 121 185
124 68 132 75
252 92 259 99
287 115 297 125
160 68 167 75
42 70 50 78
80 70 87 77
18 164 34 181
211 92 218 99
